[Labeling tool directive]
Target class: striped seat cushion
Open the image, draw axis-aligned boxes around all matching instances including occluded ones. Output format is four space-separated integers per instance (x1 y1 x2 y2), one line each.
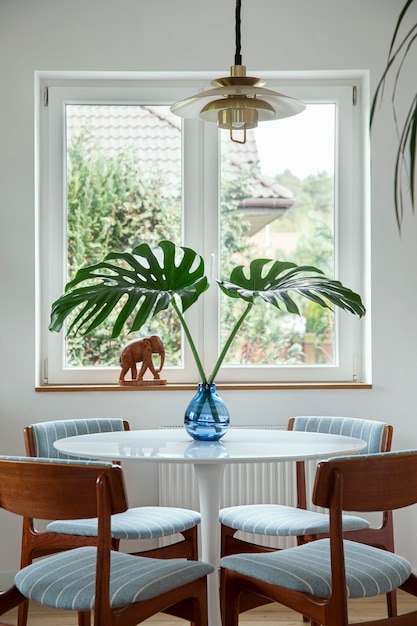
219 504 369 536
27 421 201 540
220 539 411 598
219 417 387 538
47 506 201 539
15 548 213 610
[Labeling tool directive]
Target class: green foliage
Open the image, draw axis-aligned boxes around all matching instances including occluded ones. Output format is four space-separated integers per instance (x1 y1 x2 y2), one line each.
66 132 181 366
220 168 254 269
218 259 365 317
61 129 359 375
50 241 209 381
51 241 209 337
371 0 417 229
272 172 333 241
222 169 335 365
50 240 366 383
67 131 181 273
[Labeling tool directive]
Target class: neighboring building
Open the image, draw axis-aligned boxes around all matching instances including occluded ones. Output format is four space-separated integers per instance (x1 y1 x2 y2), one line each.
67 104 295 236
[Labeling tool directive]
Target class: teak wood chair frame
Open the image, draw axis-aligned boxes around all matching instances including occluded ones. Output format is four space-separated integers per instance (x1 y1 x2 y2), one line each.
20 419 199 626
0 457 210 626
220 450 417 626
221 417 395 616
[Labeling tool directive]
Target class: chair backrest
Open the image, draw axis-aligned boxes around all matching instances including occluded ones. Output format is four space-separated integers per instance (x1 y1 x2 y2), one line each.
0 456 127 522
310 450 417 618
288 416 393 509
290 416 392 454
24 418 129 459
313 450 417 513
0 456 129 626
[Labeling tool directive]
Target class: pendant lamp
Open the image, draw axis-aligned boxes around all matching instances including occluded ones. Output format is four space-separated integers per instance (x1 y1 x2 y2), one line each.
170 0 306 144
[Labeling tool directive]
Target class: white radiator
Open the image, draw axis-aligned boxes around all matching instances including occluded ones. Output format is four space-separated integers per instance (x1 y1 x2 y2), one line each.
158 426 320 549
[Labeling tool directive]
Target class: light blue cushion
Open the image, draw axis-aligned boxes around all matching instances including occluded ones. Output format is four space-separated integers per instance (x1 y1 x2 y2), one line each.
292 416 387 454
15 547 213 610
47 506 201 539
24 422 202 541
219 417 387 538
219 504 369 536
29 419 126 459
220 539 411 598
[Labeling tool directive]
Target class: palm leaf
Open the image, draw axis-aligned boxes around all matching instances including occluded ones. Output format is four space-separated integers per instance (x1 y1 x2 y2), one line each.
49 240 209 338
217 259 366 318
370 0 417 228
394 94 417 228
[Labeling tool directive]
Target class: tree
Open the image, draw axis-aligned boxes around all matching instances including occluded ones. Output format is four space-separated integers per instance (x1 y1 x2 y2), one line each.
65 132 337 369
66 132 181 366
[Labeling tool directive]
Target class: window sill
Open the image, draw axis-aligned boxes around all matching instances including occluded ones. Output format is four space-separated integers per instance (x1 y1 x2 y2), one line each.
35 382 372 392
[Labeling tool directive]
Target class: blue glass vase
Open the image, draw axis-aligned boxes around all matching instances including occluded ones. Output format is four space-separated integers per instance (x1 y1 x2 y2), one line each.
184 383 230 441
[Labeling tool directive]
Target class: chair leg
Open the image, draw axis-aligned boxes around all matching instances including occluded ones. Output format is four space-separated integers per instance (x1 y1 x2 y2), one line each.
17 599 29 626
387 589 397 617
78 610 91 626
221 570 241 626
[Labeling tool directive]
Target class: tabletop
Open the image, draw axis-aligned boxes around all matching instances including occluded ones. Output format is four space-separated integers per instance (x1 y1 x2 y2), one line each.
53 427 367 462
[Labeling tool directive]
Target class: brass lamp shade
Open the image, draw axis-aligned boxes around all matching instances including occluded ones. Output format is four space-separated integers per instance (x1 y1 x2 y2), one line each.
171 65 305 144
170 1 305 143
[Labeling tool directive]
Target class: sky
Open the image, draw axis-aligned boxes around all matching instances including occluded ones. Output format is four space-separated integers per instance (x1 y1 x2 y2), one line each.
254 104 335 179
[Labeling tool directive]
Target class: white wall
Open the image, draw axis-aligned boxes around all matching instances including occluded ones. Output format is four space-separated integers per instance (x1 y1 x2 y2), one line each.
1 0 417 585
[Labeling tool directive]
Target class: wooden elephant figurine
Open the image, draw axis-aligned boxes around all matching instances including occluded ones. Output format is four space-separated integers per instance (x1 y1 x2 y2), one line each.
119 335 165 382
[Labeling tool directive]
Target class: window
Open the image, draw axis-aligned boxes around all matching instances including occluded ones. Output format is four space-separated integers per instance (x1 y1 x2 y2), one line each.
37 72 369 386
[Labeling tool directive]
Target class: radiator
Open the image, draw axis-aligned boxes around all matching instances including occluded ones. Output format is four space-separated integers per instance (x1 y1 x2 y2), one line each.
158 426 320 549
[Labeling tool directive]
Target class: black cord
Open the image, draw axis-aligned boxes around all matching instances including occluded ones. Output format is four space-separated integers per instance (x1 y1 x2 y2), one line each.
234 0 242 65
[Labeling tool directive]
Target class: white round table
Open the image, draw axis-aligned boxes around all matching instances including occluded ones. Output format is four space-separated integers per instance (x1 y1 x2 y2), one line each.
54 427 366 626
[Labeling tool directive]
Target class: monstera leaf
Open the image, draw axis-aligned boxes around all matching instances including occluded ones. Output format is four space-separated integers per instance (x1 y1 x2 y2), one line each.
49 240 209 338
218 259 365 317
50 240 365 383
210 258 366 382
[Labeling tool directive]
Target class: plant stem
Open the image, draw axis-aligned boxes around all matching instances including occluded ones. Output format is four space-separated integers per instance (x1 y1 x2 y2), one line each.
208 302 253 383
172 299 207 383
207 388 220 422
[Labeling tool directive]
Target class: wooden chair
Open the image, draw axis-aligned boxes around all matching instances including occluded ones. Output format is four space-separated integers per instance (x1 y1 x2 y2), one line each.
0 586 26 626
0 456 212 626
20 419 201 626
220 449 417 626
220 416 395 615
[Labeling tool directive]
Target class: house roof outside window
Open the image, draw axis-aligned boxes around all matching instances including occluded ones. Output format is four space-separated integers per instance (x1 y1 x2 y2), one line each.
67 104 294 235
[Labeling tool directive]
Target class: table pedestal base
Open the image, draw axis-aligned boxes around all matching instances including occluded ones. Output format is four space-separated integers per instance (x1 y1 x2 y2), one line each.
194 463 226 626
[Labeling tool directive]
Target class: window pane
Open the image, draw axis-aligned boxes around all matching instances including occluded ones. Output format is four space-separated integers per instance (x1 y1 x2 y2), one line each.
42 77 364 385
65 105 182 368
220 104 336 367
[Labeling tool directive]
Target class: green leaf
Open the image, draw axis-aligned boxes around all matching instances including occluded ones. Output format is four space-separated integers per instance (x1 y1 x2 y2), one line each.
49 240 209 338
370 0 417 229
217 259 366 318
50 243 365 383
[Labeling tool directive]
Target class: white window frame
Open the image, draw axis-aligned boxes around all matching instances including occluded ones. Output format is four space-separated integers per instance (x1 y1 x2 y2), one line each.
36 71 370 386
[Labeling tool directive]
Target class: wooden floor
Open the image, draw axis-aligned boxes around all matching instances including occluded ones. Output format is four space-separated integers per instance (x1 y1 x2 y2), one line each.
2 592 416 625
